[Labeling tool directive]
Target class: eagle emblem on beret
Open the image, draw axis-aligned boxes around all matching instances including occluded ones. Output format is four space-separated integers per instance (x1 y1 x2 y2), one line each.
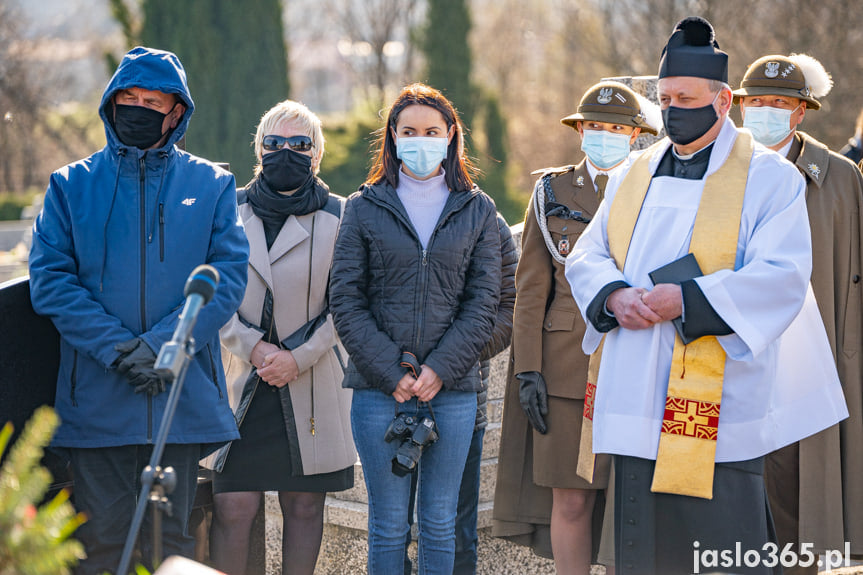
597 88 613 104
765 62 780 78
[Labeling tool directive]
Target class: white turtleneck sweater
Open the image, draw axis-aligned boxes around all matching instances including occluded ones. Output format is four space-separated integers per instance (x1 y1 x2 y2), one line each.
396 168 450 249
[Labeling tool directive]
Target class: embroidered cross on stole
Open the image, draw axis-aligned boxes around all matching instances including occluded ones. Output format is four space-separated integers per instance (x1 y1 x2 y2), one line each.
576 132 753 499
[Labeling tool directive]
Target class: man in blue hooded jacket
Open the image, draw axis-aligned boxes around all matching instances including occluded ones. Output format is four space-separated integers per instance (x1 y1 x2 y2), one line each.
29 46 249 573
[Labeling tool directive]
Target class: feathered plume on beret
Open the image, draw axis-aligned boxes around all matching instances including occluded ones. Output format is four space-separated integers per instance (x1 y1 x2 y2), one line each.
789 53 833 99
732 53 831 109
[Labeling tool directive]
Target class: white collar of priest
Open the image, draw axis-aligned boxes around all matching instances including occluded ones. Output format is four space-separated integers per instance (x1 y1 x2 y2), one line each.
672 141 713 161
656 141 714 179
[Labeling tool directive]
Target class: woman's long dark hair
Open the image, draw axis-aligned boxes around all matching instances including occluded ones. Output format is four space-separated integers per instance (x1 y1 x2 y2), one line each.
366 83 477 191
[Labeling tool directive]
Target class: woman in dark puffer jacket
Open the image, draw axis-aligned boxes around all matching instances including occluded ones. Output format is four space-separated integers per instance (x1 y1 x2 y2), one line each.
330 83 501 574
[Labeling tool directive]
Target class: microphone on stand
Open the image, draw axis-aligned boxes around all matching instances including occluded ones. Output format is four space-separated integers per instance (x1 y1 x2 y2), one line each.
117 264 221 575
155 264 220 380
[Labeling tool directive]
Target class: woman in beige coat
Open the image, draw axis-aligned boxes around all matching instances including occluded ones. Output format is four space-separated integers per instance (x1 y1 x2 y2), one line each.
208 100 356 575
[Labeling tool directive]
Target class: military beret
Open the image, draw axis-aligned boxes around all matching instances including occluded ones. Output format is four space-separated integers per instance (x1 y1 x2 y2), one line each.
732 54 832 110
561 81 658 135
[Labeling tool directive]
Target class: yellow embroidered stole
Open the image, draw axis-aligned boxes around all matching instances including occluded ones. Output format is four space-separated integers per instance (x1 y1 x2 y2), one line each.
576 132 753 499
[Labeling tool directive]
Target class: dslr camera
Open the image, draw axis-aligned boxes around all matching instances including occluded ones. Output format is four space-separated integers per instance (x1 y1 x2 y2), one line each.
384 412 439 476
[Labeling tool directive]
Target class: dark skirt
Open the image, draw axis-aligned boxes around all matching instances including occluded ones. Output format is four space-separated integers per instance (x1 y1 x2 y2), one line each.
213 382 353 494
614 455 777 575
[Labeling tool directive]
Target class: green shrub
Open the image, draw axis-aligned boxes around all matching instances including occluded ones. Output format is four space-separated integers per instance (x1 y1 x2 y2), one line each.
0 406 86 575
0 190 39 221
318 112 380 198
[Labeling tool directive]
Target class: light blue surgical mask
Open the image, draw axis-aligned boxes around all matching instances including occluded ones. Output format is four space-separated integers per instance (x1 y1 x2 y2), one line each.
396 136 449 178
580 130 632 170
743 105 799 147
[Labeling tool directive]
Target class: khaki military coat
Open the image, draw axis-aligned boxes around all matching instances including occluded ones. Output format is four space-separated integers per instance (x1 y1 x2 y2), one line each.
206 197 356 476
782 133 863 553
512 161 596 395
493 160 609 555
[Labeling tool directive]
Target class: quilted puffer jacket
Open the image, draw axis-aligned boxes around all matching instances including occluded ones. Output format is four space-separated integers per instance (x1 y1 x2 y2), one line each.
475 213 519 429
330 180 501 395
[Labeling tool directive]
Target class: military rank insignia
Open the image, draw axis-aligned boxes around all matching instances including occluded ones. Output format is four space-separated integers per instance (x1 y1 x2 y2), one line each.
558 236 570 256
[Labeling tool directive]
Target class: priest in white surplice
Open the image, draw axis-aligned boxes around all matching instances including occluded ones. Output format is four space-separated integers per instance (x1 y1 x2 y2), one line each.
565 16 848 575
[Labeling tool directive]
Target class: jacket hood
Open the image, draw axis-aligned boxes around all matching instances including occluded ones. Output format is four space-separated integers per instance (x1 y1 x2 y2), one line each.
99 46 195 152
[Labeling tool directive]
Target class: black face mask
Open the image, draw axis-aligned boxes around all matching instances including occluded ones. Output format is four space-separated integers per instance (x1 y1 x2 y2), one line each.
113 103 173 149
661 100 719 146
261 147 314 192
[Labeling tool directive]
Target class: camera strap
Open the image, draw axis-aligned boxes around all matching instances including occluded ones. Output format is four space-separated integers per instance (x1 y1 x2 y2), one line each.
395 350 438 426
420 400 437 427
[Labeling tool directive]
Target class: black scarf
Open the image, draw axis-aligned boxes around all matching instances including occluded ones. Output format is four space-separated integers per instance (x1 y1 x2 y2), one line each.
245 175 329 247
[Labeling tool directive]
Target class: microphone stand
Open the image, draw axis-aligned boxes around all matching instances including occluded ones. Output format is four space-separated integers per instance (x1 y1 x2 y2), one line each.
116 337 194 575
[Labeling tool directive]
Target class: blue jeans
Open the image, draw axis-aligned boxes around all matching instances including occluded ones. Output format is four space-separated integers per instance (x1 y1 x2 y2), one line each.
405 426 485 575
352 389 477 575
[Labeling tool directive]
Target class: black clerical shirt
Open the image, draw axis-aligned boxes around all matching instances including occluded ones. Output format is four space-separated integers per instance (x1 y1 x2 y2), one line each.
655 143 713 180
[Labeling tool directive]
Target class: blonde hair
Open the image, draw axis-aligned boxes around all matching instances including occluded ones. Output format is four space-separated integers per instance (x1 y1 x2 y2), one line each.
253 100 325 175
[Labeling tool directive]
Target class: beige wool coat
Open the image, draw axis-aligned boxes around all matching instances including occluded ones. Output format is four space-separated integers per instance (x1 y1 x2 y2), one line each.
771 132 863 554
205 195 356 476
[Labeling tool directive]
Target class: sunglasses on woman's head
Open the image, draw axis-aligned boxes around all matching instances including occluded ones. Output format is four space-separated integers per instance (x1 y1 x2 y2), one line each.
262 134 314 152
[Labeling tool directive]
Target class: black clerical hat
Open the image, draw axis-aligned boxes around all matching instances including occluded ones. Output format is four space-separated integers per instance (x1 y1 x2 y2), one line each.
658 16 728 83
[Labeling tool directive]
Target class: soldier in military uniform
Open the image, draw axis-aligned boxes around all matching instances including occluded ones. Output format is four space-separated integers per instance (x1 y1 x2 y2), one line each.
492 81 657 574
735 54 863 574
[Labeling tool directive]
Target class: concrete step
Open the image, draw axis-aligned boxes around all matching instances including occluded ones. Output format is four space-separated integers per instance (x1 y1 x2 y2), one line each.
486 397 504 424
482 421 501 459
486 350 510 401
324 496 369 531
478 457 497 504
324 456 498 529
334 462 366 504
476 499 494 529
333 429 501 507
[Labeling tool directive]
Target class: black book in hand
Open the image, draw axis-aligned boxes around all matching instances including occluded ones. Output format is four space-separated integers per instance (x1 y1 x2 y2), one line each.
648 253 702 344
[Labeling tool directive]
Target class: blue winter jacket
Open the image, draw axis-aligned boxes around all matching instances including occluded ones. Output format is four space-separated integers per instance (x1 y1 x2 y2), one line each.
29 47 249 449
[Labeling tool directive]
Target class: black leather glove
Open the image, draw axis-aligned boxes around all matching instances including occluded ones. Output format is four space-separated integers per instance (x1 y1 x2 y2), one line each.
516 371 548 434
113 338 153 373
113 338 173 395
